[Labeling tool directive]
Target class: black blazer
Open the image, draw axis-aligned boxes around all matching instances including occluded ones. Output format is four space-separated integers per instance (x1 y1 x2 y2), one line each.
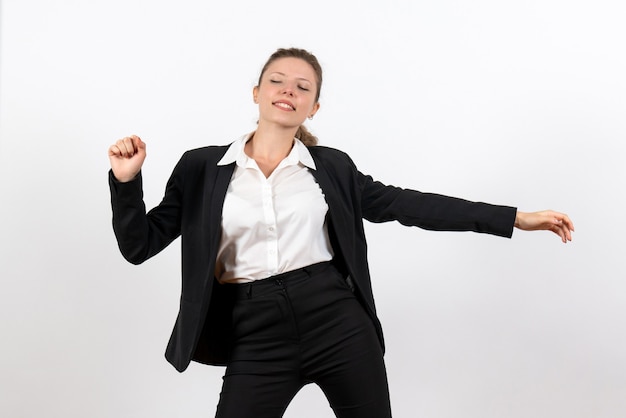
109 144 517 372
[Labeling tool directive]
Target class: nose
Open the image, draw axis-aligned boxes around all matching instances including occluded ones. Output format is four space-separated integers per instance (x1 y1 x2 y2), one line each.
281 81 296 96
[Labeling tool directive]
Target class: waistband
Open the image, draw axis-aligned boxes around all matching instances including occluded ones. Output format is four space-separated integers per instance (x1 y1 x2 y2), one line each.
223 261 335 300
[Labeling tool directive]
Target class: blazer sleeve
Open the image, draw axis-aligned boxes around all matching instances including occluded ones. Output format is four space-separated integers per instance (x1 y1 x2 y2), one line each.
357 171 517 238
108 153 187 264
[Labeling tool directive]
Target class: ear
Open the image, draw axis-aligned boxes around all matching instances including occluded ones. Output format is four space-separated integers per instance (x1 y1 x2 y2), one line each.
309 102 321 118
252 86 259 104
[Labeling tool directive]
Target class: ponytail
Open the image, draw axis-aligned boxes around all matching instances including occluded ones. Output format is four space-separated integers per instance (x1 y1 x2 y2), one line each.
295 124 318 147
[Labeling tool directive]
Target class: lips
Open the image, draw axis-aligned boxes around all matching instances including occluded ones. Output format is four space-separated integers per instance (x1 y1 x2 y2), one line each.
273 100 295 111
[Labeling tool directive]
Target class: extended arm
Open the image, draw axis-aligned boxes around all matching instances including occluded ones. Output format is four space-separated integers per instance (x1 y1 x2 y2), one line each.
357 171 574 243
357 172 517 237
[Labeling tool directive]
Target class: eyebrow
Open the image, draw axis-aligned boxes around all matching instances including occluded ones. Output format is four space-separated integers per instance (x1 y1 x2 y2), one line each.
269 72 312 83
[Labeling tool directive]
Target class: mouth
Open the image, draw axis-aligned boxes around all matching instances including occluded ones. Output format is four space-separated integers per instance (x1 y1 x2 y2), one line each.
273 101 296 111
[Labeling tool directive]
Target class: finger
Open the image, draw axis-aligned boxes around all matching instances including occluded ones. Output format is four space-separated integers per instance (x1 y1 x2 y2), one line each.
108 144 123 158
556 221 572 243
561 214 575 233
559 226 568 243
549 224 565 243
550 211 573 229
563 227 572 241
553 212 574 241
116 137 136 158
122 137 137 157
559 219 573 242
131 135 147 153
114 139 129 157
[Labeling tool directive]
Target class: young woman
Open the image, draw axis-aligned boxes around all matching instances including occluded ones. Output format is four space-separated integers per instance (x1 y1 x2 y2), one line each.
108 48 574 418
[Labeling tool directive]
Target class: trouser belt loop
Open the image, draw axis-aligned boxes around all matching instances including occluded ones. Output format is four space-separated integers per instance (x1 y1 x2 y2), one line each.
303 266 313 278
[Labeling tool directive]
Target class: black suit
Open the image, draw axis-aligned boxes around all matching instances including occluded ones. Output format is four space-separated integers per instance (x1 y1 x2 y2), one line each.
109 144 516 372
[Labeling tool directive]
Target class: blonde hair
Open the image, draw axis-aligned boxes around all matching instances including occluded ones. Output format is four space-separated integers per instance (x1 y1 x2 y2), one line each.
257 48 322 147
294 125 318 147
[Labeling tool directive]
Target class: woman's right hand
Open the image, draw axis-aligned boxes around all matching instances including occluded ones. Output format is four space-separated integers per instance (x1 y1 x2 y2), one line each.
108 135 147 182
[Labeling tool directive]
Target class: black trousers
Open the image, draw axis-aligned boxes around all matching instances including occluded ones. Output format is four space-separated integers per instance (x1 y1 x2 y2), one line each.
215 261 392 418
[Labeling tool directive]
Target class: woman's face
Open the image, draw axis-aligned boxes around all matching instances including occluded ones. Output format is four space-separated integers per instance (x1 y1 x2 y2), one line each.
254 57 320 130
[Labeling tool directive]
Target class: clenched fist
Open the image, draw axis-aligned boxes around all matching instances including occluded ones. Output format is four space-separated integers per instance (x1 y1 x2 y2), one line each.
108 135 147 182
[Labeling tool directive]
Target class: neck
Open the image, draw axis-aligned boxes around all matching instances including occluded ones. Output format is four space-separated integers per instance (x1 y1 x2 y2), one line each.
245 123 298 162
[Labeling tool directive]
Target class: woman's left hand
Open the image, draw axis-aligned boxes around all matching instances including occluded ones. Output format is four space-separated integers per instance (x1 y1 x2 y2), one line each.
515 210 575 243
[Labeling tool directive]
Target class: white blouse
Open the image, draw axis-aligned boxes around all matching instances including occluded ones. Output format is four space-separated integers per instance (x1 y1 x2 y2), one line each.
215 134 334 283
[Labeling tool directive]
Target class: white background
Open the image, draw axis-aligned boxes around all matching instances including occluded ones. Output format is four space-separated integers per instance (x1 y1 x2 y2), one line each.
1 1 625 417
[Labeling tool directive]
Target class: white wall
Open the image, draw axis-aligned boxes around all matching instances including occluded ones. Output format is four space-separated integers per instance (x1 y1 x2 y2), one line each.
1 1 625 417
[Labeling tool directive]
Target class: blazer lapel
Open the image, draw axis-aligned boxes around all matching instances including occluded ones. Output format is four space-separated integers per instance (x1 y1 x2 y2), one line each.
309 155 355 273
310 155 352 232
206 162 235 252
